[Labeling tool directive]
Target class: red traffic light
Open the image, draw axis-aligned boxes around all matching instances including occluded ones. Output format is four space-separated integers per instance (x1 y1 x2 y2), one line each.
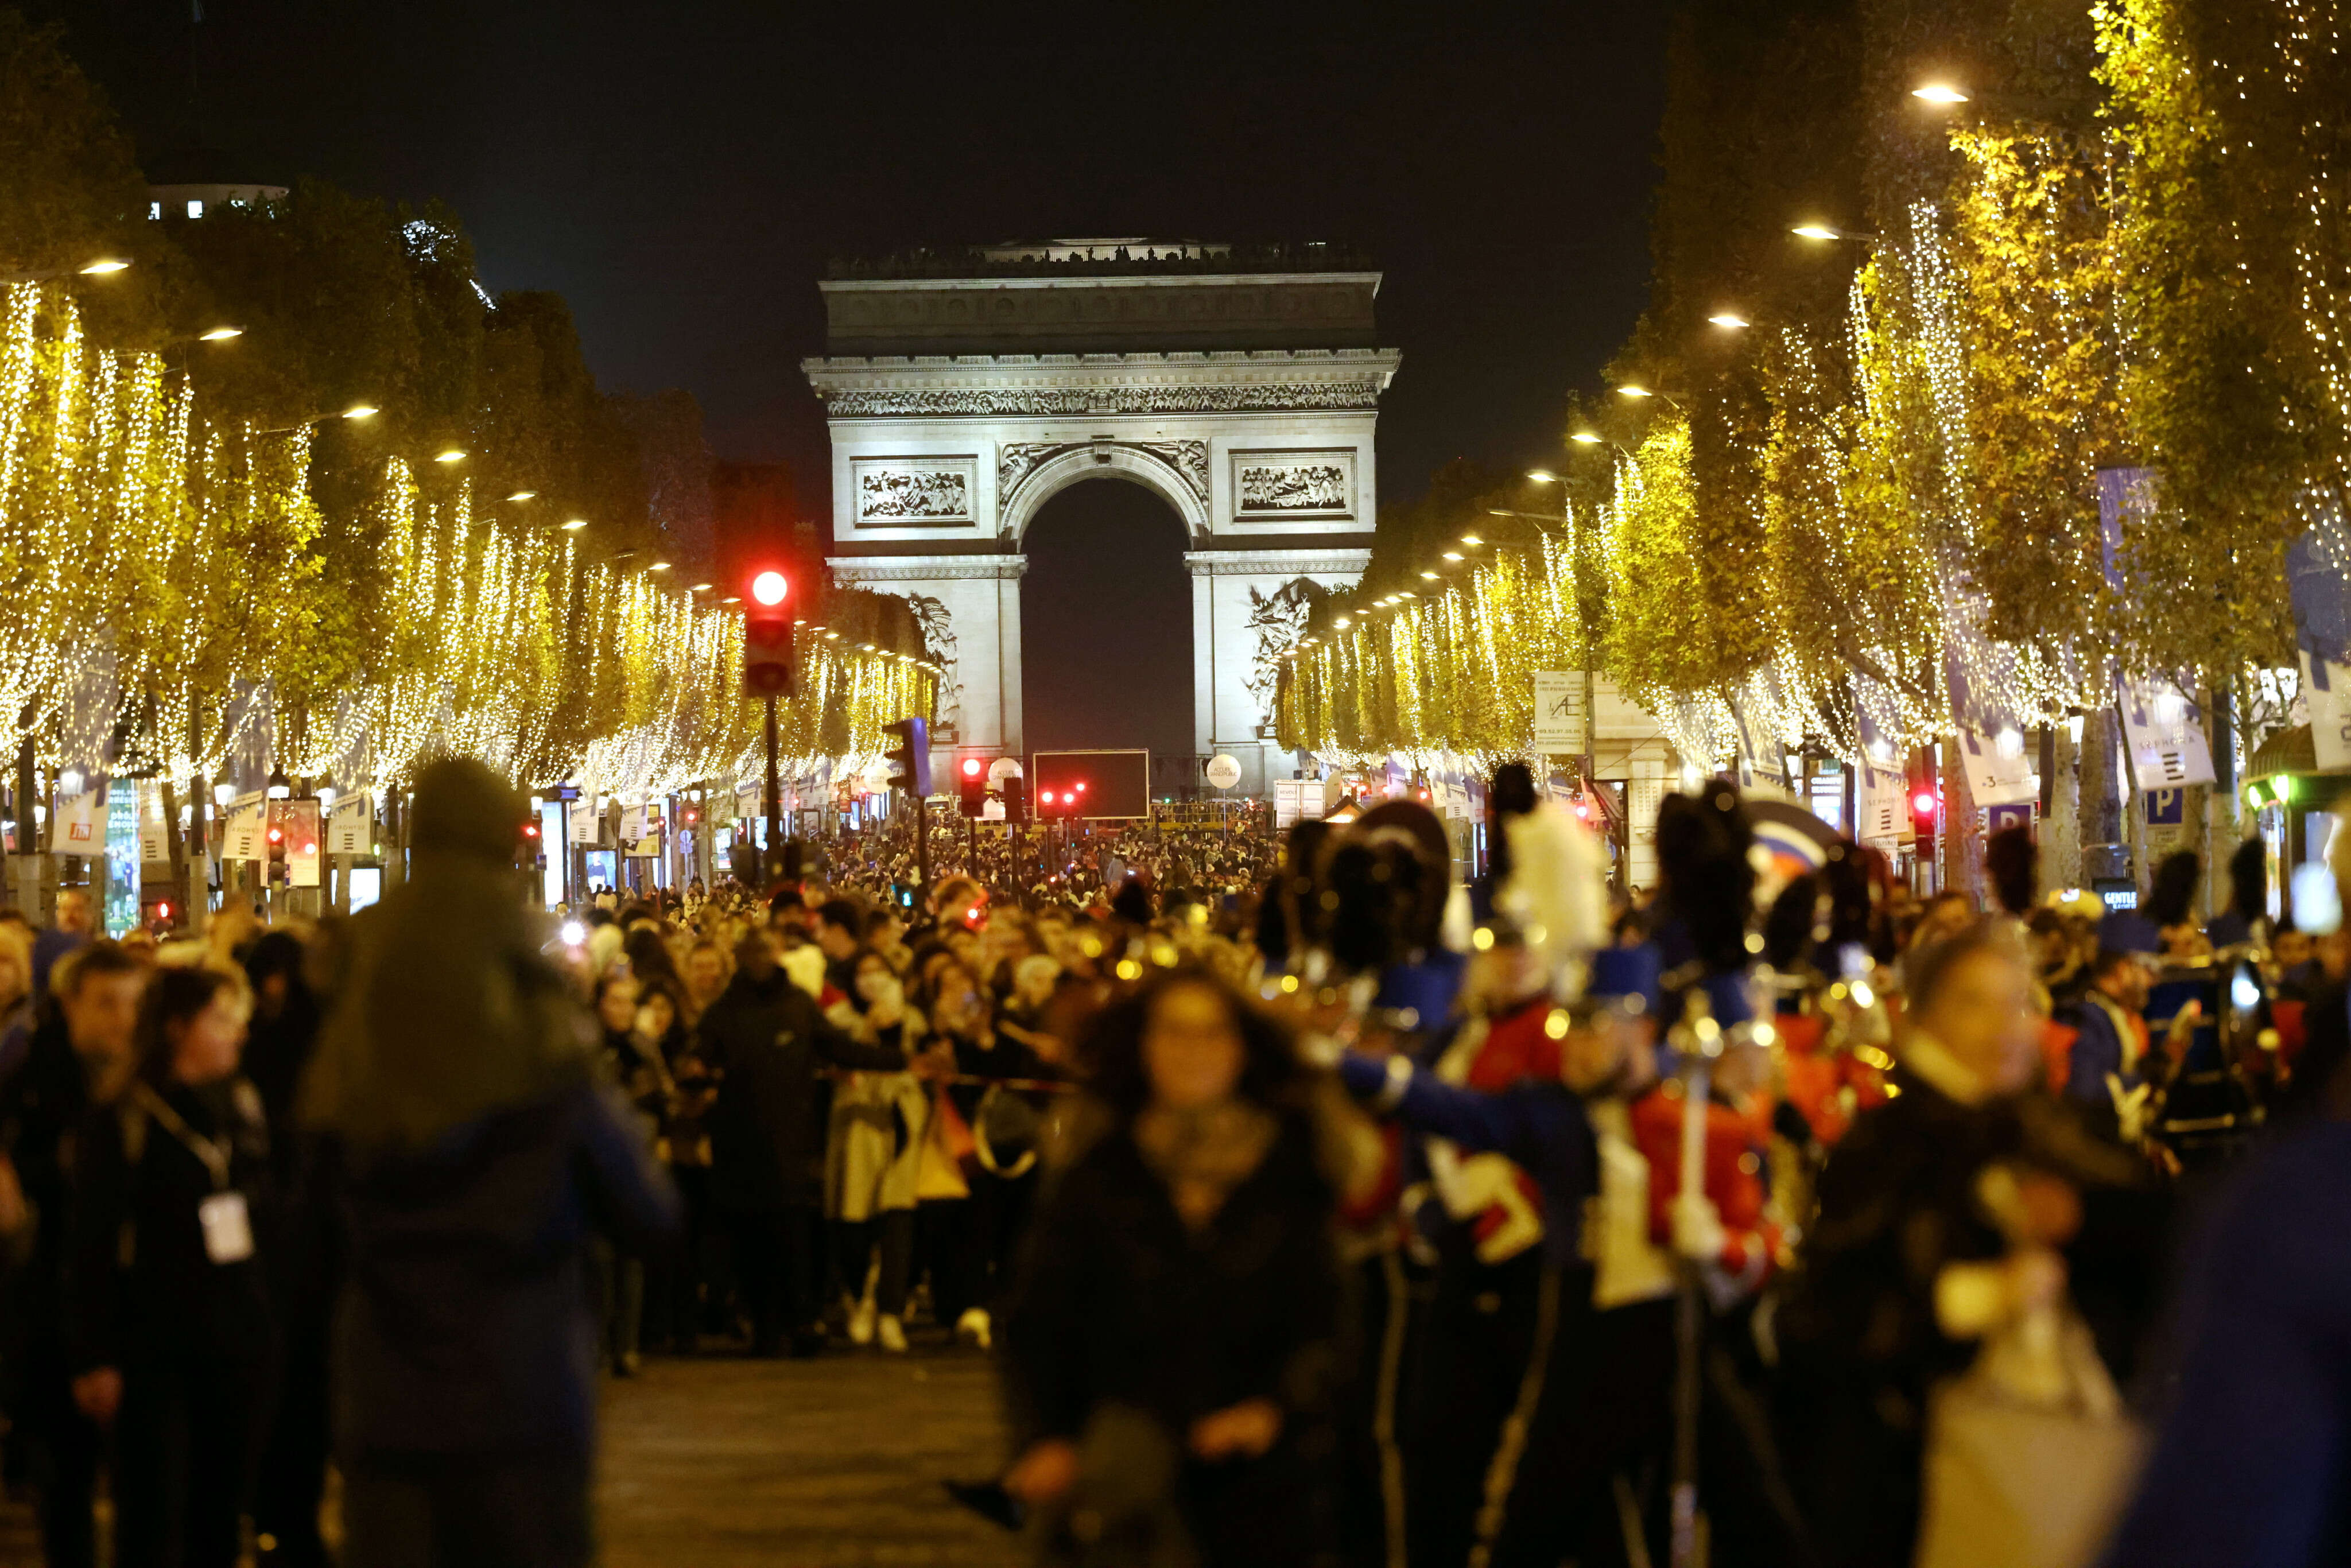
751 569 788 607
266 825 284 844
1040 790 1056 805
522 822 540 839
1074 781 1087 792
1912 790 1938 817
962 758 983 778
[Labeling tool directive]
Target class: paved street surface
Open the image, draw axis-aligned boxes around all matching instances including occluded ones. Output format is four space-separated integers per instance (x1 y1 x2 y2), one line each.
598 1346 1026 1568
1 1344 1025 1566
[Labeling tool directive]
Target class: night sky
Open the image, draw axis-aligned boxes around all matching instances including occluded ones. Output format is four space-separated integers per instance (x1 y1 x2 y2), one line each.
47 0 1671 753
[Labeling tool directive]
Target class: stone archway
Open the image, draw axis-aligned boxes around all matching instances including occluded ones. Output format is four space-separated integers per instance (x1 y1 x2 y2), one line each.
812 243 1396 794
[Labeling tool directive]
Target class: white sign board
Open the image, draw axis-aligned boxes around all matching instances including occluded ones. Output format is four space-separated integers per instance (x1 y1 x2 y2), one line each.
568 800 602 846
1532 672 1586 755
1957 728 2039 808
1205 754 1243 790
2118 678 2217 788
1273 778 1314 831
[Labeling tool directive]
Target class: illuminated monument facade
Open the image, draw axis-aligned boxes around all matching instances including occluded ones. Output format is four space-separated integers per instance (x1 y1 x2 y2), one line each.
807 239 1400 793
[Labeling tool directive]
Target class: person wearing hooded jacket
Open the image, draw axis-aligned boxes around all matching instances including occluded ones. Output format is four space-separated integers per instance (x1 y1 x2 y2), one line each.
298 758 681 1568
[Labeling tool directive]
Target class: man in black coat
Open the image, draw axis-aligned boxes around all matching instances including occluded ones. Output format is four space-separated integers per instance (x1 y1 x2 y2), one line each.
0 940 144 1568
699 930 925 1355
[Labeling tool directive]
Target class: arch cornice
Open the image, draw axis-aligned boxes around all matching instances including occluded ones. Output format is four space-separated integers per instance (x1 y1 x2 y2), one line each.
1000 443 1210 544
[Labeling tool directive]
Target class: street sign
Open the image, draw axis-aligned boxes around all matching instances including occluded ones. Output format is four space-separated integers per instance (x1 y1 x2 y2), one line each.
1987 801 2036 836
2145 787 2186 826
1204 754 1243 790
1533 671 1586 754
551 783 582 803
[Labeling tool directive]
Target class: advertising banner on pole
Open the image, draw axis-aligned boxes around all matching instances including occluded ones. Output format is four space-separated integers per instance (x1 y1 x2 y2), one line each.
284 799 323 888
2117 678 2217 787
327 794 371 856
1532 672 1586 755
138 786 170 867
1857 761 1907 846
2300 652 2351 772
50 786 102 856
569 799 602 846
1957 728 2039 808
223 796 266 863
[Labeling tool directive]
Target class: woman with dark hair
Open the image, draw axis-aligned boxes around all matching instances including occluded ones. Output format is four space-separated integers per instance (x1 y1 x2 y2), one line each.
1002 968 1343 1567
67 963 274 1568
1774 922 2158 1567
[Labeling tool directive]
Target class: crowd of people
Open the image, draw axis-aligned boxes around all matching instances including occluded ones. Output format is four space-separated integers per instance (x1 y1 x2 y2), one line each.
0 754 2343 1567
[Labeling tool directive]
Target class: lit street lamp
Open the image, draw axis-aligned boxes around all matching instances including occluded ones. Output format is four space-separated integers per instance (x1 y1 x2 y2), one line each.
1 257 131 285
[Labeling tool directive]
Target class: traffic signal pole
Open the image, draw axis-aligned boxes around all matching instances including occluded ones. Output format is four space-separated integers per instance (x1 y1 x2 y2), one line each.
763 694 782 887
914 794 931 915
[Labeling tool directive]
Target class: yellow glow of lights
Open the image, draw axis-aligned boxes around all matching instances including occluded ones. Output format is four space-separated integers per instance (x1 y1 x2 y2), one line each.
1529 467 1561 479
1617 385 1654 399
1460 534 1483 545
1570 432 1602 444
1442 552 1465 562
1708 313 1749 328
508 490 536 501
1791 224 1840 241
561 518 588 530
199 325 243 341
434 448 466 463
78 258 130 275
1912 83 1969 104
649 561 671 571
342 403 378 420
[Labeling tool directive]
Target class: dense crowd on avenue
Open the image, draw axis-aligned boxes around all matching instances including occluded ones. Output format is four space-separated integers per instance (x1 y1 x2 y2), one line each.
0 755 2341 1568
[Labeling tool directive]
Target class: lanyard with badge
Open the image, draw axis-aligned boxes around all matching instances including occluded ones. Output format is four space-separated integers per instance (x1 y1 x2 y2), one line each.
131 1082 255 1265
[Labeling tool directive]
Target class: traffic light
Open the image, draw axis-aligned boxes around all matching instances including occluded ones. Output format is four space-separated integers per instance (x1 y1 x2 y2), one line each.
881 716 930 798
1910 785 1939 842
1002 774 1029 825
265 805 287 883
681 802 701 828
957 757 987 818
742 568 793 696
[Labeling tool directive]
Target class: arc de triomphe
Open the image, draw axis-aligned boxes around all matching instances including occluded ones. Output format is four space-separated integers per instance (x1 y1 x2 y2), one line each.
808 240 1400 796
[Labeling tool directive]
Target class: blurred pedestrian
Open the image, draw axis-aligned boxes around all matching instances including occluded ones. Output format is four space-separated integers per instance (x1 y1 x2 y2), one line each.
1002 969 1343 1568
0 939 145 1568
67 964 270 1568
300 758 680 1568
242 930 337 1568
700 929 925 1357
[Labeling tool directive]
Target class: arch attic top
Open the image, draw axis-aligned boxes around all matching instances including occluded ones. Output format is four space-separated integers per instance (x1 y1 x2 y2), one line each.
815 240 1386 358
